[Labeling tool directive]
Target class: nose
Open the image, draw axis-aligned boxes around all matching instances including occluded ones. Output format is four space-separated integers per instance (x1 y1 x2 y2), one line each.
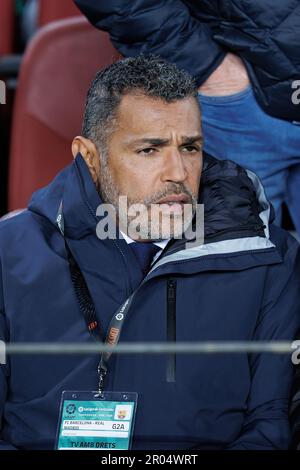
160 149 187 184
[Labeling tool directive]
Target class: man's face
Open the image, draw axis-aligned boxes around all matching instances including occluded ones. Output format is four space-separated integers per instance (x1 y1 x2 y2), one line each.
98 93 203 241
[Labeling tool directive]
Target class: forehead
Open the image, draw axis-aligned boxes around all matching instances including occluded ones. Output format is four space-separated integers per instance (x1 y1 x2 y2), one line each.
114 93 201 137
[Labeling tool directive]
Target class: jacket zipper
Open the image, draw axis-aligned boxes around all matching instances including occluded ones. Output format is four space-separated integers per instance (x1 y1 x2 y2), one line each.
166 279 177 383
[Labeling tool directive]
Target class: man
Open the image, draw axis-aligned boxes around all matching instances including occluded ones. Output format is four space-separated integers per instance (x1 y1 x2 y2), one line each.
0 55 299 450
75 0 300 233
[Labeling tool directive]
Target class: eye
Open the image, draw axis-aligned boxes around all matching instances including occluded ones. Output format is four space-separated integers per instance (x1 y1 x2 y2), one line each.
182 145 200 153
137 147 157 156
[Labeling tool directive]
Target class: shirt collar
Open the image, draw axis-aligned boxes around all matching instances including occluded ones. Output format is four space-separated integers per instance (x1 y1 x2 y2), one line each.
119 230 170 250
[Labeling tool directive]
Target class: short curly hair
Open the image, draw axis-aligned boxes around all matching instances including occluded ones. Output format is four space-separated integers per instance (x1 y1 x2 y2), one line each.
82 54 198 157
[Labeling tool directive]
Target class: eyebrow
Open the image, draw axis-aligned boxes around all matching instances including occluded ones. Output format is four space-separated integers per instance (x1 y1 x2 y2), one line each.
129 135 203 147
181 135 204 146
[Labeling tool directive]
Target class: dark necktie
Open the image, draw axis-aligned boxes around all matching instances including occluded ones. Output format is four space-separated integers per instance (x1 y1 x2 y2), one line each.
129 242 161 275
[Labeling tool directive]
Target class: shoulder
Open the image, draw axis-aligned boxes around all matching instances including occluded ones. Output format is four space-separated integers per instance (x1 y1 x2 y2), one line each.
265 225 300 304
0 210 54 253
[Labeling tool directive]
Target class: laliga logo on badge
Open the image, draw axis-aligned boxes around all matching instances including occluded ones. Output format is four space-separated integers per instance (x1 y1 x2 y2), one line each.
66 404 76 414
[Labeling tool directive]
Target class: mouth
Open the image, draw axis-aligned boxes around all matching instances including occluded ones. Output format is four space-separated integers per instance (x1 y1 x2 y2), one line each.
154 194 191 215
156 194 190 205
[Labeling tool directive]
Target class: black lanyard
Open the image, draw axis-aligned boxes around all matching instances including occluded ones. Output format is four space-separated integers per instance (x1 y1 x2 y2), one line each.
56 202 144 395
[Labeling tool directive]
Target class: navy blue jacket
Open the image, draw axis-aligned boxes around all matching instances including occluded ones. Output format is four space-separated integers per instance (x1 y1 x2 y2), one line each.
0 153 300 450
75 0 300 122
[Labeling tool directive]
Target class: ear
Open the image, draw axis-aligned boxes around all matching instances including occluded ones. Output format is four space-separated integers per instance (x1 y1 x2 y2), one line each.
71 136 101 186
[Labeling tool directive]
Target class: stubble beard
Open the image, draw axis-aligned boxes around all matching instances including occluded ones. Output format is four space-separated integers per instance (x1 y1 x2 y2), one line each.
98 161 198 241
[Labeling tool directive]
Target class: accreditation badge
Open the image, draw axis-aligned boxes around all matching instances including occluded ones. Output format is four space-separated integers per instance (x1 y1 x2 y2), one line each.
55 391 138 450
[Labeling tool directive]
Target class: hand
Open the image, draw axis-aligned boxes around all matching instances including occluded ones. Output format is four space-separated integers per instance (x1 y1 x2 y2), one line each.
198 53 250 96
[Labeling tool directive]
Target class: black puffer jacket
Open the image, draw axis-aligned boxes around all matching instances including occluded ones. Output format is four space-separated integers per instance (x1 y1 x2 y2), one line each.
75 0 300 122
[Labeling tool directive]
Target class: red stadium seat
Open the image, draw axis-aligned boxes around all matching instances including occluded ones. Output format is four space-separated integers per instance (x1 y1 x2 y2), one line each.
8 17 120 211
38 0 81 27
0 0 14 56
